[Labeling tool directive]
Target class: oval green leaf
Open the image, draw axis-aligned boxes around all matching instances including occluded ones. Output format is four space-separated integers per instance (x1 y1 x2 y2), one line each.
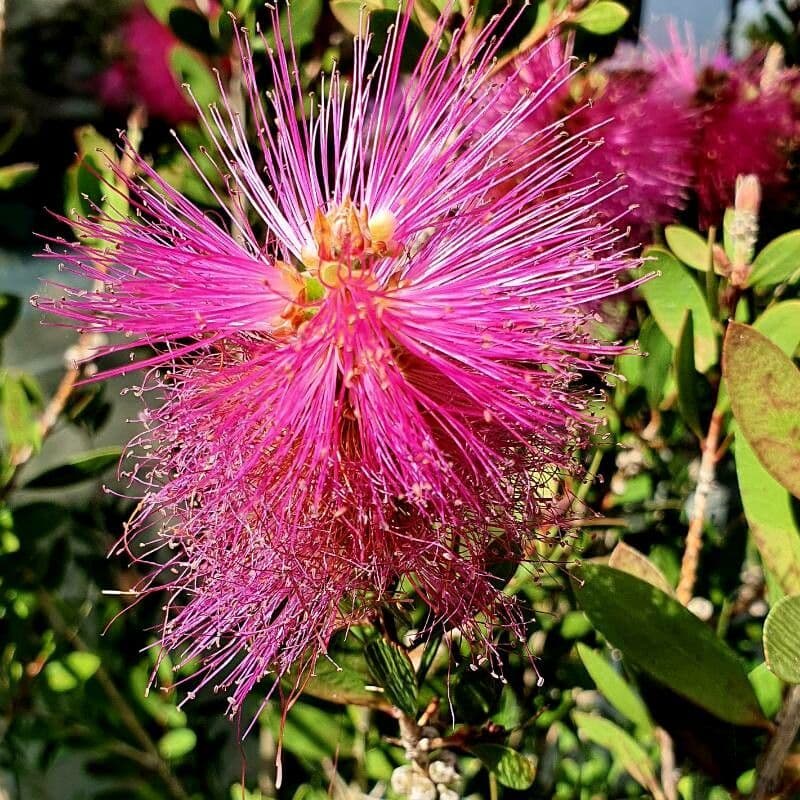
575 564 766 726
749 230 800 290
574 1 630 34
639 247 718 372
764 595 800 683
157 728 197 760
665 225 710 272
471 744 536 790
724 322 800 499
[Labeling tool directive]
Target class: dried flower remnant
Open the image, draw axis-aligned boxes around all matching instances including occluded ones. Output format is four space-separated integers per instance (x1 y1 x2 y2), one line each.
37 4 636 719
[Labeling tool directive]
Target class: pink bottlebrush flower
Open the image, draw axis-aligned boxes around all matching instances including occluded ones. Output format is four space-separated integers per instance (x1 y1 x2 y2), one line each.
98 2 206 124
38 5 635 720
693 52 799 227
565 39 699 241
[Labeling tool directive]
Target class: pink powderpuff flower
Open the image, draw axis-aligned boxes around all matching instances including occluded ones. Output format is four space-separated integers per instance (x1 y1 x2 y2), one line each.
693 51 799 228
38 5 636 722
98 2 213 124
565 36 699 242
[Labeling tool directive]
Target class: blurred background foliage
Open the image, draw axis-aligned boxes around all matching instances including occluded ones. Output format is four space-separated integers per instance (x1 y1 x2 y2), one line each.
2 0 800 799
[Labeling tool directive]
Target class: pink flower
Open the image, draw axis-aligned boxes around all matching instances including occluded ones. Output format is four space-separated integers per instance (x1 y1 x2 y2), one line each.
565 38 699 241
39 6 634 719
98 3 203 124
693 53 798 227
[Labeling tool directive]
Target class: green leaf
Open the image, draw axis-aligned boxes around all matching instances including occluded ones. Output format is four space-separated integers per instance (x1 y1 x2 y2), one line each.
330 0 386 36
608 542 674 596
724 323 800 499
748 662 783 719
262 701 353 763
571 711 660 796
665 225 711 272
764 595 800 683
639 247 718 372
23 447 121 489
576 643 653 734
749 230 800 289
575 565 766 726
574 1 630 34
145 0 177 23
736 434 800 597
169 46 219 109
1 371 41 455
753 300 800 357
44 661 79 692
639 317 673 408
169 8 218 54
0 162 37 191
364 638 417 716
65 651 101 681
157 728 197 760
262 0 323 49
471 744 536 790
0 294 21 339
674 311 703 438
295 650 389 709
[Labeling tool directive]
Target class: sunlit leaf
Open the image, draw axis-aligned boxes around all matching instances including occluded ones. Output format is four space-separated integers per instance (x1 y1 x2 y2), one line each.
752 300 800 357
748 662 783 719
572 711 659 795
749 230 800 289
574 1 630 34
736 434 800 597
665 225 710 272
169 46 219 109
724 323 800 498
639 248 718 372
608 542 674 596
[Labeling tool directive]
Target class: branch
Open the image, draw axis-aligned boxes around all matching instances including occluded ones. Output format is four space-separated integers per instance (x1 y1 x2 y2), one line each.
677 408 724 606
752 685 800 800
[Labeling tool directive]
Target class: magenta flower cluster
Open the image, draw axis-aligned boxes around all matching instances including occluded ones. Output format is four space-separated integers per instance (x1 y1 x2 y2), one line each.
495 31 798 239
41 7 634 716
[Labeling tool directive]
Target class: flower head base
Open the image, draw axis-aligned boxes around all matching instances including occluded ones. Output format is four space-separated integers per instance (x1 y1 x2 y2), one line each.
301 202 401 286
38 3 636 722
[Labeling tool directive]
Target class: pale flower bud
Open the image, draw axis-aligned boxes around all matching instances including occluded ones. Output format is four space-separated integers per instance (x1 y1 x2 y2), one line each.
367 208 397 243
